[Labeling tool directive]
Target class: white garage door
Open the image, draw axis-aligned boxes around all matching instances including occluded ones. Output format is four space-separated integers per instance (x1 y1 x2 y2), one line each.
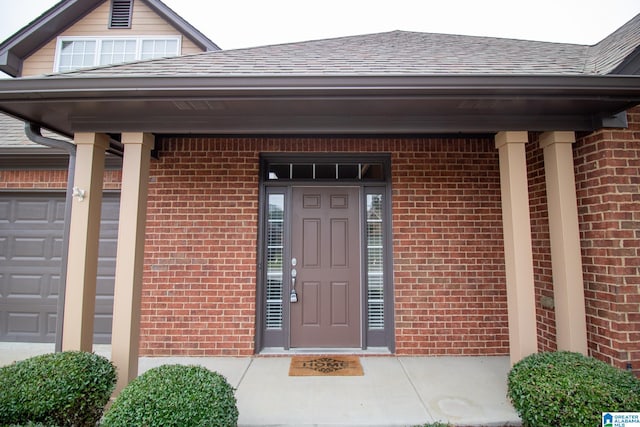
0 192 119 343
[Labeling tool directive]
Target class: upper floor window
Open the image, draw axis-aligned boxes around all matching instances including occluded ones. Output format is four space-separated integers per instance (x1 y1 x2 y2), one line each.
55 36 180 72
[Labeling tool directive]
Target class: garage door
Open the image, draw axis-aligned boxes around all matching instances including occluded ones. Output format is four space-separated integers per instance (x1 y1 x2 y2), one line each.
0 192 119 343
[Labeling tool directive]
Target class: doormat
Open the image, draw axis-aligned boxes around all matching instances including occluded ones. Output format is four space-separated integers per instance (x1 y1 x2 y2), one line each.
289 356 364 376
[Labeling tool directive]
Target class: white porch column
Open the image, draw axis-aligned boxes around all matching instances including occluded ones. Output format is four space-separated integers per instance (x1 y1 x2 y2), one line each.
495 131 538 364
111 132 154 394
540 131 588 354
62 132 109 351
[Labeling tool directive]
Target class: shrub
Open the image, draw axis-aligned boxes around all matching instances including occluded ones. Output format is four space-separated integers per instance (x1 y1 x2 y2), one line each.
508 351 640 427
102 364 238 427
0 351 116 427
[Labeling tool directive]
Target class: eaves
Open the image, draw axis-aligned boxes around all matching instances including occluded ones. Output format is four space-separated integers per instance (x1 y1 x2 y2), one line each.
0 74 638 136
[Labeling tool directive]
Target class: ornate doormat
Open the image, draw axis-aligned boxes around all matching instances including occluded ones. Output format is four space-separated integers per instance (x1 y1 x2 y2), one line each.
289 356 364 376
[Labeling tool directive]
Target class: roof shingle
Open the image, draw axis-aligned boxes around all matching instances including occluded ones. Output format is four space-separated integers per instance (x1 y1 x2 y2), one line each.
48 14 640 79
0 113 70 148
53 30 593 77
586 13 640 74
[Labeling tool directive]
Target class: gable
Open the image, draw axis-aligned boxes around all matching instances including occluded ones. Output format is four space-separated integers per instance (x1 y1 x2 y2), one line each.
22 1 203 76
0 0 219 77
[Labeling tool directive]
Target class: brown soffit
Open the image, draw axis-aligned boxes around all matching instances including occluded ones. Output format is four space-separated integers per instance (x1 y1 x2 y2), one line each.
0 74 638 136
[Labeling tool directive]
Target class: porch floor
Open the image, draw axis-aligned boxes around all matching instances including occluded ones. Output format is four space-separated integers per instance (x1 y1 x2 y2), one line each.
0 343 522 426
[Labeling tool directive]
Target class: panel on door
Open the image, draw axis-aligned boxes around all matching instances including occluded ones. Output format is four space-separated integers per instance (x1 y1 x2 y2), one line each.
0 192 119 343
290 187 361 347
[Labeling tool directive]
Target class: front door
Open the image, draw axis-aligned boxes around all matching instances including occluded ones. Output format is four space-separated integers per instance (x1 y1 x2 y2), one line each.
289 186 361 347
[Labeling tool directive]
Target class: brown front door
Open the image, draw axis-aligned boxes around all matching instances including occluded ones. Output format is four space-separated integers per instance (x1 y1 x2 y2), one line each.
290 187 361 348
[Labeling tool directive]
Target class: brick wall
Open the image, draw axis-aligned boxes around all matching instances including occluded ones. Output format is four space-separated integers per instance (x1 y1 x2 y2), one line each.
0 170 69 189
391 137 509 355
139 136 510 356
5 127 640 365
574 107 640 374
141 138 259 356
8 126 640 367
0 169 122 190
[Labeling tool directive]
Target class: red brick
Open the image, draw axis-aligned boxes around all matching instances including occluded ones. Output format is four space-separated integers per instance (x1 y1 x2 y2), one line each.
6 111 640 366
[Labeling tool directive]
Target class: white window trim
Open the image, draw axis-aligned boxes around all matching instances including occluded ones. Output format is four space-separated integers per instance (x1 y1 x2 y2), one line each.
54 35 182 72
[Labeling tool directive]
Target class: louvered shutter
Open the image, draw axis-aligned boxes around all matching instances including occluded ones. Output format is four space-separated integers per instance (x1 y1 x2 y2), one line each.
110 0 133 28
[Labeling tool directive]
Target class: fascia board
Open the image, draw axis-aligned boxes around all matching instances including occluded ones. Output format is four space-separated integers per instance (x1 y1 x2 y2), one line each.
611 46 640 75
142 0 221 51
0 0 103 73
0 75 638 100
0 51 21 77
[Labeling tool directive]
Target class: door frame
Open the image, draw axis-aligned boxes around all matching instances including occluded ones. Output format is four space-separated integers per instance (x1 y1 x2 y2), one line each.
256 153 395 352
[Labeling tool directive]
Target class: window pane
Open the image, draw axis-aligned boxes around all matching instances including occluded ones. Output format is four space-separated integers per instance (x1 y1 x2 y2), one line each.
114 40 127 53
58 40 96 72
59 55 71 68
99 39 136 65
315 164 336 179
102 40 114 52
141 40 157 56
292 164 313 179
141 39 179 60
361 163 384 180
60 41 74 54
268 164 290 180
367 194 384 330
266 194 285 329
338 164 359 179
166 39 178 53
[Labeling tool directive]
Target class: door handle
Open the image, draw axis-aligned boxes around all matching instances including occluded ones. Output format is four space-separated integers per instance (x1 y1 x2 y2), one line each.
290 265 298 303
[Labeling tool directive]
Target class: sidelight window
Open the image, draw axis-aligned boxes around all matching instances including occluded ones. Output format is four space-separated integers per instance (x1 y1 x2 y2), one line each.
366 193 385 330
265 194 285 330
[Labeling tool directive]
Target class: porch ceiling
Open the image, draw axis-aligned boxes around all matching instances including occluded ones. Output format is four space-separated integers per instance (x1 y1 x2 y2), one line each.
0 74 638 136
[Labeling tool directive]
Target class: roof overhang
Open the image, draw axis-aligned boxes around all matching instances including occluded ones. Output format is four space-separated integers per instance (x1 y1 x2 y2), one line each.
0 74 638 136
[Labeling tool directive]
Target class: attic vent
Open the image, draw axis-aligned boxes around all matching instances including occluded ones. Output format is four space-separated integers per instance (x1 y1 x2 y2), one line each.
110 0 133 28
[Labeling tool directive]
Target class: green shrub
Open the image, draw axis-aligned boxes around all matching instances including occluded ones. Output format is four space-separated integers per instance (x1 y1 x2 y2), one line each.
414 423 452 427
508 351 640 427
5 423 53 427
0 351 116 427
102 364 238 427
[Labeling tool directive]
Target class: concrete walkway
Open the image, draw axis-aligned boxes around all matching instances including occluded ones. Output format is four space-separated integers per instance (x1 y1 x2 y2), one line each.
0 344 521 427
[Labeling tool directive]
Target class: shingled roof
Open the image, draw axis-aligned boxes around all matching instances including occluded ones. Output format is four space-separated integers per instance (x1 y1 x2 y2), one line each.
0 113 33 148
0 109 70 149
48 14 640 78
1 14 639 137
587 12 640 74
50 31 587 77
